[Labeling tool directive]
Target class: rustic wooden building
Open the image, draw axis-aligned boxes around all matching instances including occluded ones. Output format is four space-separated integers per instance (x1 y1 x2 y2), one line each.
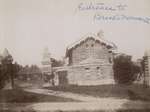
54 32 117 85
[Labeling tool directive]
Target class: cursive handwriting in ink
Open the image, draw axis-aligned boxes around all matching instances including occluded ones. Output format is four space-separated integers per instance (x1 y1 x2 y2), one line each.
78 2 127 11
94 14 150 24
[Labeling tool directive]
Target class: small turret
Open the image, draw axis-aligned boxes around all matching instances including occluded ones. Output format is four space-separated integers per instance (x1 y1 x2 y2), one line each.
41 47 52 75
41 47 51 65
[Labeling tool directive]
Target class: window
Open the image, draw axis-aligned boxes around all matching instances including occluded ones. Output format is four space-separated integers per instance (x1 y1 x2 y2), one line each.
85 67 90 70
97 67 102 75
97 67 100 70
109 58 112 63
86 44 88 47
91 44 94 47
108 51 112 53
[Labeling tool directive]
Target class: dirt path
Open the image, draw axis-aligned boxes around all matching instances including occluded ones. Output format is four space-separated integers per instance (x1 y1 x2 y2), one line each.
1 88 150 112
29 101 150 111
24 88 127 102
22 88 150 111
1 101 150 112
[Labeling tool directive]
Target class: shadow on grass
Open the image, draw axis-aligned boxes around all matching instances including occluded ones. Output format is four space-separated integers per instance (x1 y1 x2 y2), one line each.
0 88 76 103
0 88 77 112
116 98 150 112
46 84 150 101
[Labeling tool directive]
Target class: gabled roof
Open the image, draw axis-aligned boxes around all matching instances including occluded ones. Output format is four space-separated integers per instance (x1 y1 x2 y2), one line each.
66 33 117 57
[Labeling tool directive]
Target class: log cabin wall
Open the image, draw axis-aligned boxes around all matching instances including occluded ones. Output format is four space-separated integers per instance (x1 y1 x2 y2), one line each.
67 64 114 85
71 38 113 65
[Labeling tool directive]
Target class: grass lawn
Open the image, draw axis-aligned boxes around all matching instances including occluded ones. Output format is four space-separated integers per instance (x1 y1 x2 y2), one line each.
0 89 75 103
47 84 150 101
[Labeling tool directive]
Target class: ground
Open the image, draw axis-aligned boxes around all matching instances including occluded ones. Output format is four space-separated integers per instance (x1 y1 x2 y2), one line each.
0 89 75 103
0 82 150 112
47 84 150 101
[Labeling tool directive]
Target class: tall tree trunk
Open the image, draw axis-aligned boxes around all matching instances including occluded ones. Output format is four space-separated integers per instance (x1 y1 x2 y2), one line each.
10 64 14 89
10 73 14 89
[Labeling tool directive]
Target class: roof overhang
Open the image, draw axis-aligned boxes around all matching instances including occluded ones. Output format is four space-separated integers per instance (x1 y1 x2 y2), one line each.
66 33 117 57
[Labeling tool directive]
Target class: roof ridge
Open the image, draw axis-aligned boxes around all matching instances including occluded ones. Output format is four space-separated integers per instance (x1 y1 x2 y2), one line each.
67 32 116 50
67 33 93 49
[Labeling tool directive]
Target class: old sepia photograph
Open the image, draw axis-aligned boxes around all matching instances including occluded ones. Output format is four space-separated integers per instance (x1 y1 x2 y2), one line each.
0 0 150 112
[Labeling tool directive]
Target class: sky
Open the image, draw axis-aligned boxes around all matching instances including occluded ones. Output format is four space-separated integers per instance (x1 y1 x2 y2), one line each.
0 0 150 66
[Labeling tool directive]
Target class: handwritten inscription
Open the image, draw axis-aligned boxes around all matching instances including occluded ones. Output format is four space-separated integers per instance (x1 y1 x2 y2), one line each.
78 2 127 11
77 2 150 24
94 14 150 24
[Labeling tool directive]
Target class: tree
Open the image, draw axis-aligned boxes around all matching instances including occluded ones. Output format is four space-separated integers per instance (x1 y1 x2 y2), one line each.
51 58 63 67
2 55 14 88
113 55 141 84
0 64 6 89
140 59 145 78
12 62 23 78
0 55 13 89
0 55 22 89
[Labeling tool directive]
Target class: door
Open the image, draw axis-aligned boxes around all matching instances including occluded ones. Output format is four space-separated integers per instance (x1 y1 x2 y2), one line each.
58 71 68 86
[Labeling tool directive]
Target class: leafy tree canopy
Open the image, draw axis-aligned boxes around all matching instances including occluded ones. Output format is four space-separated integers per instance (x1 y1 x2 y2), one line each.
113 54 141 84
